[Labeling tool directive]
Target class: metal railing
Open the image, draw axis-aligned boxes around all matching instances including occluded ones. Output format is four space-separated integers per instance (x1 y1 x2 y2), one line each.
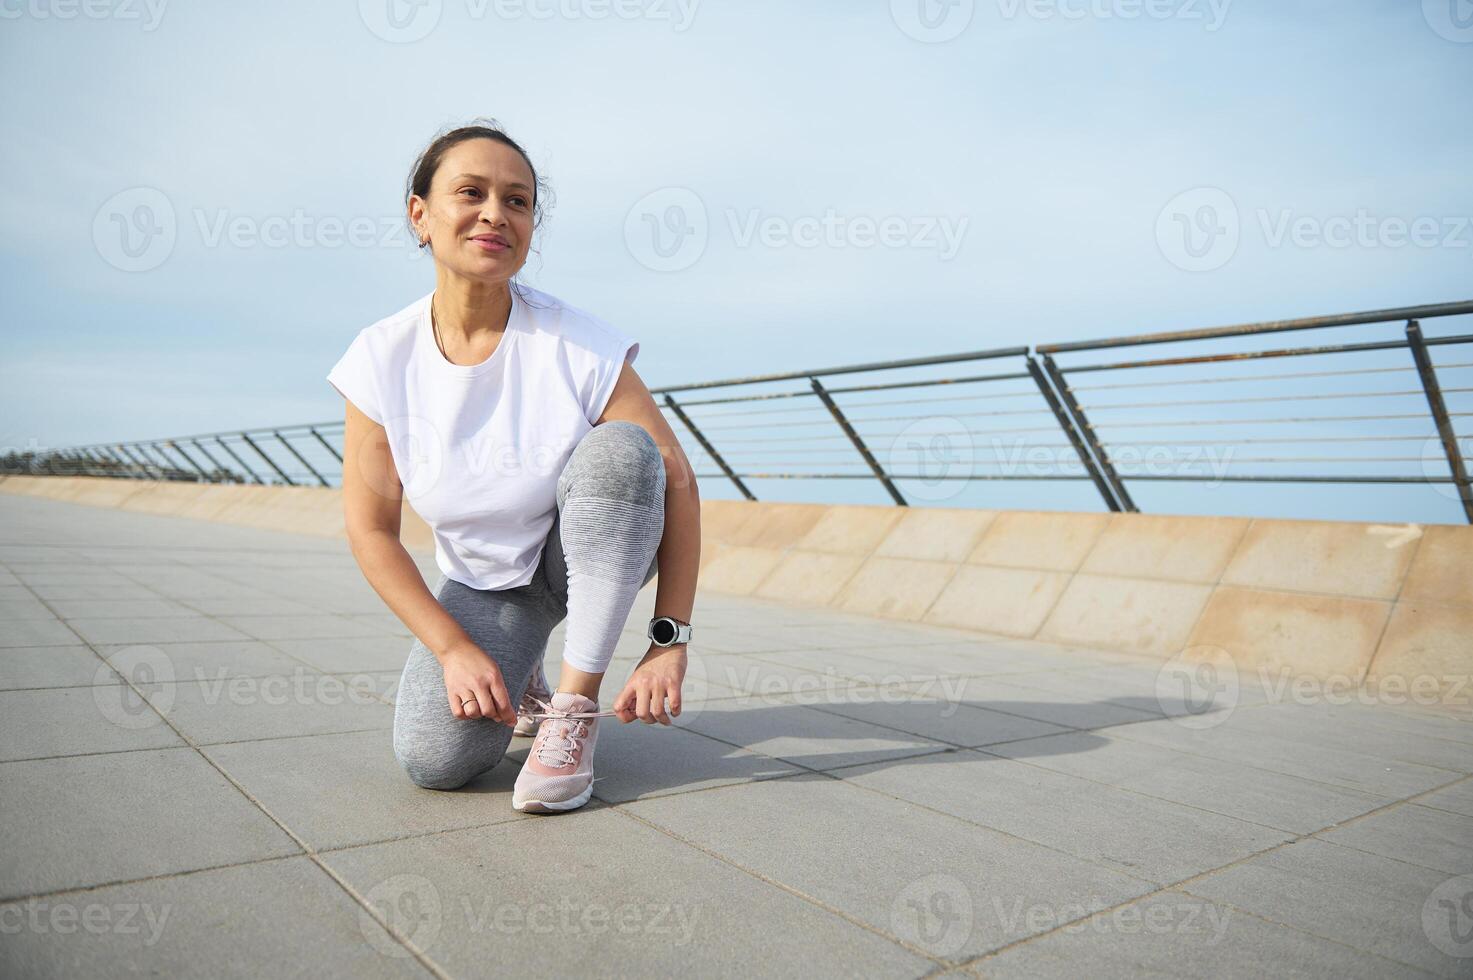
8 300 1471 523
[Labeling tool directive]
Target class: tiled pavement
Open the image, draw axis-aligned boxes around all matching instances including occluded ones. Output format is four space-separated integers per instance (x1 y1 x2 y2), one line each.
0 493 1470 978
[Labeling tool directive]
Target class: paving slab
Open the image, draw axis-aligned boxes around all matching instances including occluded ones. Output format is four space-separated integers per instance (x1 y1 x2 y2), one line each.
322 806 933 977
968 887 1431 979
622 773 1156 961
837 751 1294 885
1179 837 1472 977
0 857 430 979
0 747 301 901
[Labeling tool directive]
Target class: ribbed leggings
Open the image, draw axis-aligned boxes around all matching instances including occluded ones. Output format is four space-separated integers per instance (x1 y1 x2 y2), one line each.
393 420 665 790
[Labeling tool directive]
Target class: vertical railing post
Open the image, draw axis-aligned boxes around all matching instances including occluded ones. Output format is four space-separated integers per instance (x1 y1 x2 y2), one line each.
1026 355 1123 512
239 432 295 485
810 377 907 506
309 426 343 464
167 440 211 481
273 431 329 488
1407 320 1473 523
662 394 755 501
216 437 265 485
190 439 231 483
1040 354 1137 512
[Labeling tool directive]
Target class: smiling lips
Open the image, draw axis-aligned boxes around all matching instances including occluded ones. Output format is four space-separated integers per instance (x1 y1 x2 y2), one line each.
470 235 510 252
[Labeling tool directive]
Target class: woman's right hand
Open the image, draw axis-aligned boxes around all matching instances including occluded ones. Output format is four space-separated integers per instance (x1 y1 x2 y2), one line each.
440 642 518 726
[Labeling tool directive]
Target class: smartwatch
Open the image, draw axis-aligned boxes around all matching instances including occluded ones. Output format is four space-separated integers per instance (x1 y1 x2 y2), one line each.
647 616 693 648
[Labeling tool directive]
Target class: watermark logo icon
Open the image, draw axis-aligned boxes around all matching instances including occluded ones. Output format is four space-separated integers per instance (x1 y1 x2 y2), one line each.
1156 644 1238 729
1423 0 1473 42
1421 435 1473 504
887 416 975 502
93 187 176 272
624 188 708 272
360 0 442 41
890 0 974 43
361 874 442 956
1423 874 1473 958
1156 187 1239 272
891 873 973 956
94 645 175 729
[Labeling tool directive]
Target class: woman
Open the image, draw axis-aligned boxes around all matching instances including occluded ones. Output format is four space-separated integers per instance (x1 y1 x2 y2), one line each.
326 120 701 814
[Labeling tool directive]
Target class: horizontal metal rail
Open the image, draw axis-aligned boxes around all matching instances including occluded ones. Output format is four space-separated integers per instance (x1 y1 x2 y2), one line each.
8 300 1470 523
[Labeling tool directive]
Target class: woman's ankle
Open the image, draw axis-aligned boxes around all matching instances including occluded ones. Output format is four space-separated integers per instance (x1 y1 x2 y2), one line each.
556 661 605 702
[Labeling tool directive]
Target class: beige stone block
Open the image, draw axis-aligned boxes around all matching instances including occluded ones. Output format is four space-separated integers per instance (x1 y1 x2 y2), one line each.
753 550 866 606
695 544 786 596
1399 525 1473 608
1040 574 1211 657
118 483 214 516
968 510 1110 572
1081 513 1249 584
698 500 763 544
874 508 998 562
1185 586 1391 680
1221 518 1417 600
794 505 905 556
1363 601 1473 698
63 477 146 509
178 485 269 522
726 503 828 549
834 557 957 621
924 564 1070 638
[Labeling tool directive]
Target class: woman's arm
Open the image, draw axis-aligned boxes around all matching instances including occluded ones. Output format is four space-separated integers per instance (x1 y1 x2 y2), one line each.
594 361 703 725
340 399 517 725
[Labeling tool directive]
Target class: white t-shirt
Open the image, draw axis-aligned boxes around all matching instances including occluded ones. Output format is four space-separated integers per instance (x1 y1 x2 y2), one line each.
326 284 639 591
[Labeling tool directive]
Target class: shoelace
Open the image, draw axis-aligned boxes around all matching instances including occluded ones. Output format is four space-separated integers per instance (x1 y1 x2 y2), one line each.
520 696 622 768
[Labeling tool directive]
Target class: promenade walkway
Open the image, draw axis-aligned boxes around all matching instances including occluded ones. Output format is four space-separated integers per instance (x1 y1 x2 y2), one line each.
0 493 1469 977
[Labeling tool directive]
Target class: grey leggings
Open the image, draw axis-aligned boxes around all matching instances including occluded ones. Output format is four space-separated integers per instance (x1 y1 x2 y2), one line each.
393 420 665 790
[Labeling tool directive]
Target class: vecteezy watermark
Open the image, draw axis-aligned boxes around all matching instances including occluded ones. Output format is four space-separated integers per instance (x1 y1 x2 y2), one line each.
92 187 421 273
623 188 970 272
461 896 701 943
1256 668 1471 709
1422 0 1473 43
358 0 699 43
993 894 1233 943
361 874 441 957
94 646 399 730
994 0 1231 31
93 645 175 730
891 873 974 956
0 0 168 30
0 901 173 945
1423 874 1473 959
1422 435 1473 504
882 422 1239 502
890 0 975 43
713 663 969 715
1156 645 1240 729
1156 187 1473 273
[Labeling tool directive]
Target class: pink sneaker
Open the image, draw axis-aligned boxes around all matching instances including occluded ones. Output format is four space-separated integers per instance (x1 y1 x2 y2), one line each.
511 692 615 813
513 659 552 738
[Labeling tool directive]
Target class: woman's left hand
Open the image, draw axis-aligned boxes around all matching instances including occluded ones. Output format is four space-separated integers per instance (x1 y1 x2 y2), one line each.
613 645 687 725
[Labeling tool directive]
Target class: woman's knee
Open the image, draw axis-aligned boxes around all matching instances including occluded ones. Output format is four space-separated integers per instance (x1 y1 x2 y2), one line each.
394 728 507 791
560 421 665 505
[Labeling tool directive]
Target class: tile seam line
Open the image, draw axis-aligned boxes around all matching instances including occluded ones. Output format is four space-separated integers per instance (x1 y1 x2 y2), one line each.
605 804 950 969
1099 713 1472 781
958 775 1473 973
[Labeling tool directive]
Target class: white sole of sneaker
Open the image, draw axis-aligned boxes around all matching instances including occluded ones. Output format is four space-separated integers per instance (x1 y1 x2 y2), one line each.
512 784 593 813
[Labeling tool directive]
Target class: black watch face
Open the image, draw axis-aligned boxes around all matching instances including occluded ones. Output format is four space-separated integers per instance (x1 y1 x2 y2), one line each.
652 619 677 645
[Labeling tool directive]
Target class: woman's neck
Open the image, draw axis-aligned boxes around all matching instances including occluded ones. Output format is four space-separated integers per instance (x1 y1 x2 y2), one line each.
431 274 513 346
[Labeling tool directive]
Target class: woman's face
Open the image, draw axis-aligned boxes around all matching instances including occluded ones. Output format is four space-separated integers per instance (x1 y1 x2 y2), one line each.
411 138 535 284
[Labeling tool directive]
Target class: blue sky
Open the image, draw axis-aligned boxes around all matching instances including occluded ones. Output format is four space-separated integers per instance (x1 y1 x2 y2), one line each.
2 0 1470 522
